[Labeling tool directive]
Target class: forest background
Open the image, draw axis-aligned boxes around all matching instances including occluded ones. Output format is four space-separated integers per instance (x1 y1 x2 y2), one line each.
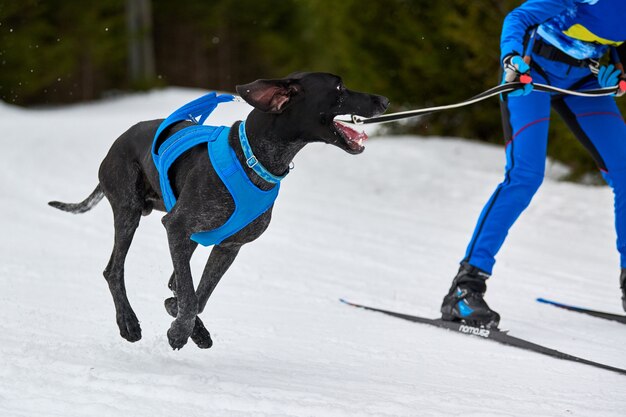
2 0 623 179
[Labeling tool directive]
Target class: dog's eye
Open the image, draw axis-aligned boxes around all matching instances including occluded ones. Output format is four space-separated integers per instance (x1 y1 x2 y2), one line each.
336 84 343 92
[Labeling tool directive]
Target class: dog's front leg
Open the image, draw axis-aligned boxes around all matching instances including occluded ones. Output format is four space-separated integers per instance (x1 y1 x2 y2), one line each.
167 240 198 296
196 244 241 314
163 218 198 350
164 243 241 349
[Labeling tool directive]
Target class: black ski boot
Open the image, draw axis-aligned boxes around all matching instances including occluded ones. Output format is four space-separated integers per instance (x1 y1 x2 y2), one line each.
619 268 626 311
441 262 500 328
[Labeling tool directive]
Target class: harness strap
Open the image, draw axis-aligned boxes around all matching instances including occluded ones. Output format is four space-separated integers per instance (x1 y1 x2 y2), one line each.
154 125 226 211
532 38 596 68
152 92 235 156
191 125 280 246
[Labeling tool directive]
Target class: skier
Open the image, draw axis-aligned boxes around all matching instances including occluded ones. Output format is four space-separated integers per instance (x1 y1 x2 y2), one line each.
441 0 626 328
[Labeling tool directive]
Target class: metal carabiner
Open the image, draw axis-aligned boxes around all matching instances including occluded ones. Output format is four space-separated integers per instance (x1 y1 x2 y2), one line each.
351 115 365 125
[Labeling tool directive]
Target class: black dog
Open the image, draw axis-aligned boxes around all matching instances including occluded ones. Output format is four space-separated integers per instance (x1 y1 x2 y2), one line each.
49 72 388 350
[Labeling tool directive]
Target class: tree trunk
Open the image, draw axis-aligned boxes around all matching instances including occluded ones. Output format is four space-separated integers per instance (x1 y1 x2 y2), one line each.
126 0 156 86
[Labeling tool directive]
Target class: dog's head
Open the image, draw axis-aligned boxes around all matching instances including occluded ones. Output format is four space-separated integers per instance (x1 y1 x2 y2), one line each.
236 72 389 154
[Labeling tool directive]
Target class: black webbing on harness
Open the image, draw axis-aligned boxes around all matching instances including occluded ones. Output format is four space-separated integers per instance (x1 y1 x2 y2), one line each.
532 38 597 68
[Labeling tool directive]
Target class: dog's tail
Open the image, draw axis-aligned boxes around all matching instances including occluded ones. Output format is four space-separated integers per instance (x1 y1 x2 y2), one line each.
48 184 104 214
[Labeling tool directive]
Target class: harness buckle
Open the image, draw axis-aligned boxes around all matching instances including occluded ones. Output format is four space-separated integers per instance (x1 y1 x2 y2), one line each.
188 113 199 124
246 156 258 168
588 59 600 75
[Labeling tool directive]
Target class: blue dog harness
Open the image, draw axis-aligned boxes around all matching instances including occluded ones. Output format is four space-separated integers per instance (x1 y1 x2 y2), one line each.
152 92 283 246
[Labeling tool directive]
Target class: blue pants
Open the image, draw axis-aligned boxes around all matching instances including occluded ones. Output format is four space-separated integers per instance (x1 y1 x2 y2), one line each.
464 53 626 275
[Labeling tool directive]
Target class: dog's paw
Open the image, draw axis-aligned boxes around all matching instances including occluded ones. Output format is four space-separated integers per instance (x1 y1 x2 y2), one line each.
164 297 178 317
191 317 213 349
167 318 194 350
116 310 142 343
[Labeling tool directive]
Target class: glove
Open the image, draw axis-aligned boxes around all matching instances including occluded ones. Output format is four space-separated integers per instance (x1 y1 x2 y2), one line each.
598 64 626 97
502 55 533 97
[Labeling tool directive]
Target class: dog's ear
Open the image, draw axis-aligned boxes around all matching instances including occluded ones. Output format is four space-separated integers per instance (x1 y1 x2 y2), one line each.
236 79 302 113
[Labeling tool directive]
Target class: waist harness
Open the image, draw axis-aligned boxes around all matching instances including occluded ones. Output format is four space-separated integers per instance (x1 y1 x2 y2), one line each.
532 37 596 68
152 92 281 247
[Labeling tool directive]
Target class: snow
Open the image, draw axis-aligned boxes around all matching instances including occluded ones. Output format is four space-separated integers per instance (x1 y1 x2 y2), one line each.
1 88 625 416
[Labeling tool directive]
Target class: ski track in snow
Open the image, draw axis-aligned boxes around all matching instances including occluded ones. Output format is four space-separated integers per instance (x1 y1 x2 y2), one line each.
1 88 625 416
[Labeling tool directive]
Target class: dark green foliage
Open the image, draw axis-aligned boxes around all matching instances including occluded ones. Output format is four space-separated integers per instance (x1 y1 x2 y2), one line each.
1 0 623 177
0 0 126 104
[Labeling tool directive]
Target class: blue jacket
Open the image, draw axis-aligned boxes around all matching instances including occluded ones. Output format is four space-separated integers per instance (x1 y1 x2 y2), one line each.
501 0 626 61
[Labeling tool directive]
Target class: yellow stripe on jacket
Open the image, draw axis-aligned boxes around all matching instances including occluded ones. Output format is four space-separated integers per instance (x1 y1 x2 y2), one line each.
563 24 624 46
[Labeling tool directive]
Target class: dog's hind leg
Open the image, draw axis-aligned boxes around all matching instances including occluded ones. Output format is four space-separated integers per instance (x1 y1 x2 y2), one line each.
99 158 145 343
102 205 143 342
164 243 241 349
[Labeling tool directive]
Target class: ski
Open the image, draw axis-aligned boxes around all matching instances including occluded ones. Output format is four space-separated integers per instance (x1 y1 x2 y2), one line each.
340 298 626 376
537 297 626 324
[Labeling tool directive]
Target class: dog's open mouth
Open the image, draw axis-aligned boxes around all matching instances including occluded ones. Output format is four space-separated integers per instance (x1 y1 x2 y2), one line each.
332 120 368 153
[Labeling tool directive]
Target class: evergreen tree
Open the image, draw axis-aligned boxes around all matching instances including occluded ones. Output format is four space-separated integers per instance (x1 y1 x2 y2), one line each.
0 0 127 104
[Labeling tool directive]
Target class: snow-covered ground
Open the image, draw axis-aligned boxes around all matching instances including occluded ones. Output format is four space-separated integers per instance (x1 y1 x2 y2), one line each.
1 88 625 417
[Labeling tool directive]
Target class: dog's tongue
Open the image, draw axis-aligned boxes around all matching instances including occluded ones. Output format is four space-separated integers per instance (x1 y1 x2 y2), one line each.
333 121 368 149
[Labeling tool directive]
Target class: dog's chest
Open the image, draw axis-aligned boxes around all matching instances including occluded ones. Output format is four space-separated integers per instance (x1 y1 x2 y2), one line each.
151 93 280 247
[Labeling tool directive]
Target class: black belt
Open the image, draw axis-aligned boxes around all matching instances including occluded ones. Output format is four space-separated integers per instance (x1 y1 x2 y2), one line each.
532 38 595 68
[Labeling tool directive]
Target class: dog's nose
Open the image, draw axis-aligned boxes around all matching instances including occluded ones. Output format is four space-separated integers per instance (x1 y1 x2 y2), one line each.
376 95 390 111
